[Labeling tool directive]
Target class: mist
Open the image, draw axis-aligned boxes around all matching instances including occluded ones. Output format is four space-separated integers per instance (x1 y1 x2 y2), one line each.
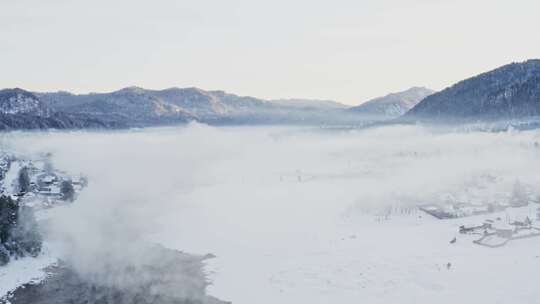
3 123 540 303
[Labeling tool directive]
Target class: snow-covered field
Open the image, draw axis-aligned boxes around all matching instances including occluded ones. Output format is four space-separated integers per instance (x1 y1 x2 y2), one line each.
2 160 21 195
2 124 540 303
0 244 57 300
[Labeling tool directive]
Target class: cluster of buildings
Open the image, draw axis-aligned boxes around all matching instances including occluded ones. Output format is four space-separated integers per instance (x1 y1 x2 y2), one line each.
459 215 540 248
0 153 86 208
419 178 538 220
419 202 507 219
417 177 540 248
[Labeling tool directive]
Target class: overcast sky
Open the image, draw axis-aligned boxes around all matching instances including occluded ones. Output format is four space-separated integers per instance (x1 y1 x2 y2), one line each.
1 0 539 105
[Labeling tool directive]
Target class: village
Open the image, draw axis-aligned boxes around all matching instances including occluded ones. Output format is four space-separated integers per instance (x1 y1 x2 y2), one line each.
0 152 86 209
418 180 540 248
459 214 540 248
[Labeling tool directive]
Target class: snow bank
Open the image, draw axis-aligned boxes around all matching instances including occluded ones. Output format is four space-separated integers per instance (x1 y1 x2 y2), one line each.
0 244 57 300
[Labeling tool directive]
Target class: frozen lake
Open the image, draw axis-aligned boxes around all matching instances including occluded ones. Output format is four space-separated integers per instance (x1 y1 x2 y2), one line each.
3 123 540 303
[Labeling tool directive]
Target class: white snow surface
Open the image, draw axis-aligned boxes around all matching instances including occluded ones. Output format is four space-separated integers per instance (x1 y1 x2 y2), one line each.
0 244 57 300
0 202 64 300
4 124 540 304
151 183 540 304
2 161 21 195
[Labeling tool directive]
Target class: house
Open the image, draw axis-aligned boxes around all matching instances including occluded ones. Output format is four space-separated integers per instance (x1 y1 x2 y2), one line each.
41 174 57 185
38 184 62 198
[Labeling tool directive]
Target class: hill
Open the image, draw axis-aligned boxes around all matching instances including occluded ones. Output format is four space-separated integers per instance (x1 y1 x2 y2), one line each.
0 89 118 130
348 87 434 118
405 60 540 121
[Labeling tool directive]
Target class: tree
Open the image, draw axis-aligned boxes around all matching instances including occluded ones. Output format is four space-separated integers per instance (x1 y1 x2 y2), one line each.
18 167 31 194
510 180 528 207
0 245 9 265
8 206 42 257
80 176 88 187
43 160 54 173
0 195 18 244
60 180 75 202
0 195 42 265
0 195 19 265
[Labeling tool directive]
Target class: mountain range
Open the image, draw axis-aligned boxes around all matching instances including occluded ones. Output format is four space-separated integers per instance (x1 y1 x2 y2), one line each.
2 59 539 130
0 86 427 130
35 87 349 127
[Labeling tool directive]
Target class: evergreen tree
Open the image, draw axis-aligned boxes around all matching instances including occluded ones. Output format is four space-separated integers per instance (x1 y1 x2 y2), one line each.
0 195 19 266
8 206 42 257
43 160 54 173
18 166 31 194
0 195 42 266
60 180 75 202
0 195 18 244
510 180 528 207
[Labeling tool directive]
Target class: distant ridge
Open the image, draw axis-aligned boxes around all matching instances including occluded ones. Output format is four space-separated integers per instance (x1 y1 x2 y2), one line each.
32 87 365 128
269 98 348 110
4 59 539 131
348 87 434 118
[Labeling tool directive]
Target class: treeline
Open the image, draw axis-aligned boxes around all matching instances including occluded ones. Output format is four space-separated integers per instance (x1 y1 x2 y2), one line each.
0 112 122 130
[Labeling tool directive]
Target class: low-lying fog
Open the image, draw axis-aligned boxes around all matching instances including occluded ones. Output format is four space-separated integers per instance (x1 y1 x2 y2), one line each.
4 123 540 304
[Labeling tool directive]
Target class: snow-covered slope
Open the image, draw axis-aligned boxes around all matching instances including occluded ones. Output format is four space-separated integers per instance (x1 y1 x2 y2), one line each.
0 89 49 117
348 87 434 118
0 89 120 130
405 59 540 121
0 244 57 299
37 87 361 125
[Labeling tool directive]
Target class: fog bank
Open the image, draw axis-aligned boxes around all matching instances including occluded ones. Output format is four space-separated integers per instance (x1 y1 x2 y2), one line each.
3 123 540 303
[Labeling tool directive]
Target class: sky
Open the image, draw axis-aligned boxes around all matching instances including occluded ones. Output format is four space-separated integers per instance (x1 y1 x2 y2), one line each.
1 0 539 105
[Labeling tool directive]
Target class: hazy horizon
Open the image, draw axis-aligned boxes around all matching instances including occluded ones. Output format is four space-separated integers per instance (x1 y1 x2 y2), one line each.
2 0 540 105
7 84 436 106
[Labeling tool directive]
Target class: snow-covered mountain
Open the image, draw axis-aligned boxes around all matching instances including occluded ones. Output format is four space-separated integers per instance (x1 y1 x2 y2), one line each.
0 89 49 117
348 87 434 118
0 89 120 130
38 87 198 126
0 85 438 130
37 87 275 125
37 87 360 126
405 59 540 121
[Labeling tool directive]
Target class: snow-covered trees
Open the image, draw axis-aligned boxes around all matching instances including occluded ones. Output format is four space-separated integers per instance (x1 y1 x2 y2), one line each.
17 166 30 194
405 60 540 121
60 180 75 202
510 180 529 207
0 195 42 266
